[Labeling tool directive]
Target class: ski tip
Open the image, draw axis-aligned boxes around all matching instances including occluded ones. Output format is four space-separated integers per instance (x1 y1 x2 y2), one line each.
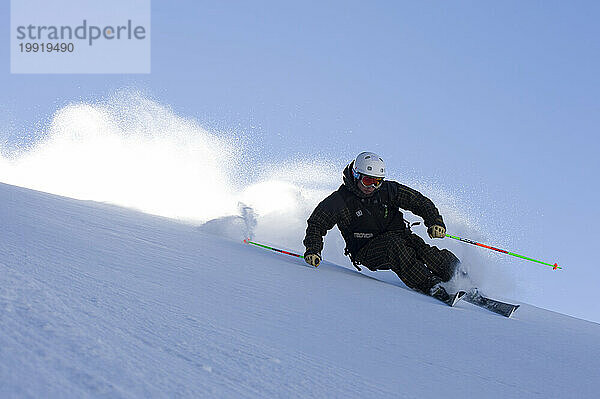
507 305 520 318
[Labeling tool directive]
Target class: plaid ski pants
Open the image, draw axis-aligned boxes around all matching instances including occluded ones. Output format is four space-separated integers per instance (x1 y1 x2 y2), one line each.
355 230 459 292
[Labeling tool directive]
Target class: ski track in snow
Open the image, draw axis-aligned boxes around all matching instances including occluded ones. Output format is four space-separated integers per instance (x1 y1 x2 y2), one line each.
1 182 599 398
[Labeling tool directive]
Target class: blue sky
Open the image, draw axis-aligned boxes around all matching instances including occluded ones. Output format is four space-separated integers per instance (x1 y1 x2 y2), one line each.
1 1 599 322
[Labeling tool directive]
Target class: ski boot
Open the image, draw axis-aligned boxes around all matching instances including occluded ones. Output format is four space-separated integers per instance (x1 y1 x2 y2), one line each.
429 282 451 303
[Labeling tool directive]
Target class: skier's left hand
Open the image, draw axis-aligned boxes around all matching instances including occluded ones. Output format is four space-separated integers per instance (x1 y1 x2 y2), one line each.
428 225 446 239
304 253 321 267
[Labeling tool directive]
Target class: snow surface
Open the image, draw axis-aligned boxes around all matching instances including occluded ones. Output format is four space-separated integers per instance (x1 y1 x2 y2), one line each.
1 181 599 398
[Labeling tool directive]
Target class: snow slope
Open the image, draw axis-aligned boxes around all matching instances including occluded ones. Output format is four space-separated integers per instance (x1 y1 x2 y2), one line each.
1 182 598 398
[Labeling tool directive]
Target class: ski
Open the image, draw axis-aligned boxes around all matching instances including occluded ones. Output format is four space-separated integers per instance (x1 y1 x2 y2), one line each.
463 289 520 318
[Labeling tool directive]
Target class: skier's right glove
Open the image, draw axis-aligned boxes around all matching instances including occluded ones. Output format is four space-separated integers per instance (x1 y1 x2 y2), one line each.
304 253 321 267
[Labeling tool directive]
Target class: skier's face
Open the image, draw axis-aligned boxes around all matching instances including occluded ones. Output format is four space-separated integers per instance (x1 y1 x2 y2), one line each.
357 180 376 196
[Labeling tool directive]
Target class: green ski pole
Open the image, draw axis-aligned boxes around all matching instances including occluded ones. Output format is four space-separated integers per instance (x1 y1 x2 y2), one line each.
243 238 306 260
445 234 562 270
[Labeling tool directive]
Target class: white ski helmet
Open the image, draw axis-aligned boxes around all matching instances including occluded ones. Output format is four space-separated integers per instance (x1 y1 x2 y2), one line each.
353 152 385 178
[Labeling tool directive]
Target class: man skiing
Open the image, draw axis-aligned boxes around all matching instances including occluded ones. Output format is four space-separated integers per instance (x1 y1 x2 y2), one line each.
303 152 460 302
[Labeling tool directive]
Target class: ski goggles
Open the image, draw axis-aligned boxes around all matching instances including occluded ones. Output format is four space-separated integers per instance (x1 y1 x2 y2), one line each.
354 170 383 188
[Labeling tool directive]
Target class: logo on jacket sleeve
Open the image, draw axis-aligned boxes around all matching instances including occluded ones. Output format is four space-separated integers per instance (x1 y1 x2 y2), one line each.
354 232 374 238
356 210 363 217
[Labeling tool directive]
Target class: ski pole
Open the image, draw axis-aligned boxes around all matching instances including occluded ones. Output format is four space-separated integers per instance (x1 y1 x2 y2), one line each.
243 238 305 261
445 234 562 270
